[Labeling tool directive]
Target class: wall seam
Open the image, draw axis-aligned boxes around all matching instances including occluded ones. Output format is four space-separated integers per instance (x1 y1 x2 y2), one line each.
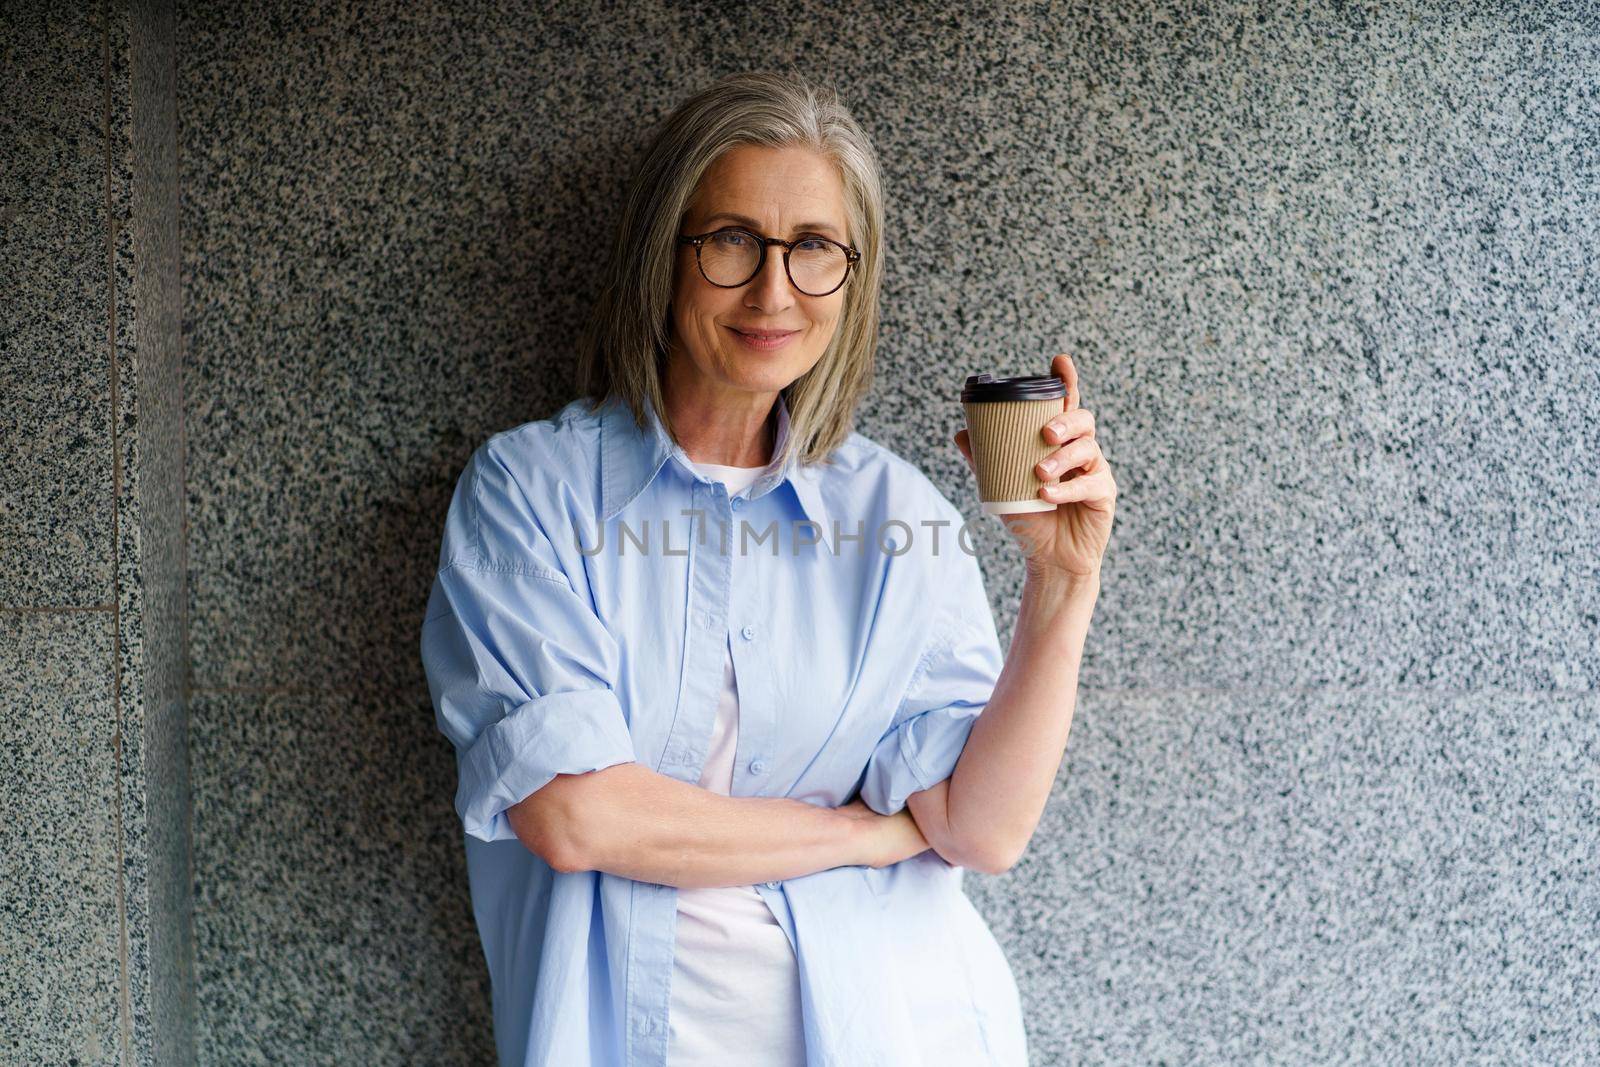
103 0 134 1061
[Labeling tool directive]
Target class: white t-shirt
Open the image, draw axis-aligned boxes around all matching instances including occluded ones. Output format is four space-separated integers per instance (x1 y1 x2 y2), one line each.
667 459 807 1067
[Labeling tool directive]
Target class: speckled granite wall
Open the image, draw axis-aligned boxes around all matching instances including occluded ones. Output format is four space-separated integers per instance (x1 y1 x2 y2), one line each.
159 1 1595 1064
1 1 194 1064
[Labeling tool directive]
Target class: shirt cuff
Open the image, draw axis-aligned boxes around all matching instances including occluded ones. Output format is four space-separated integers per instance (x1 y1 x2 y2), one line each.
858 703 981 816
456 687 636 842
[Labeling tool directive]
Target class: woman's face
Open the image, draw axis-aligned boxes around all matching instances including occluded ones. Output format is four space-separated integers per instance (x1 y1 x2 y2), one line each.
669 143 851 400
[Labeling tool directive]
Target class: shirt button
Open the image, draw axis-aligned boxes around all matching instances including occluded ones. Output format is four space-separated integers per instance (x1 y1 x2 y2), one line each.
763 880 780 890
740 624 756 641
749 758 768 775
731 496 745 510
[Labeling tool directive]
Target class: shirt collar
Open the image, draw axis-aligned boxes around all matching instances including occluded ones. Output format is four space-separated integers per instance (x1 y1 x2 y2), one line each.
599 390 829 530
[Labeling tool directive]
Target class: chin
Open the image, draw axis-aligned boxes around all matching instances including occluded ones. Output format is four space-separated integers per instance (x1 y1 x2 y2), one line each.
726 367 801 394
719 348 813 382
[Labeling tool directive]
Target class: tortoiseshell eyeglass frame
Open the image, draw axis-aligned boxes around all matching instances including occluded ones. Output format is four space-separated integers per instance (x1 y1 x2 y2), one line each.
677 227 861 297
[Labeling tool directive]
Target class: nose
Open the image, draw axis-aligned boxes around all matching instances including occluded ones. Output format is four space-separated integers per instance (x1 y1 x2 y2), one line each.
746 242 796 310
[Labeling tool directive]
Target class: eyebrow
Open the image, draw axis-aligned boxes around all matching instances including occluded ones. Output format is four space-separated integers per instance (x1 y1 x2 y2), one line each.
700 212 845 241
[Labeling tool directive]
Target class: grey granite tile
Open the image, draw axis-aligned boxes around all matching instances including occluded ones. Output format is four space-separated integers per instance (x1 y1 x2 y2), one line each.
0 610 123 1067
1348 14 1600 690
178 0 592 693
966 686 1600 1065
189 688 492 1065
0 2 117 609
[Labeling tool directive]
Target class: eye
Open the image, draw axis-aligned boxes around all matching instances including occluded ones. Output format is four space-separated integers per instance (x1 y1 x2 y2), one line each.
795 237 829 252
710 229 754 248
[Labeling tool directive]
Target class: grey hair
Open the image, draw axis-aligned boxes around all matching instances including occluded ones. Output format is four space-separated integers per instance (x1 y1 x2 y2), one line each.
575 68 885 469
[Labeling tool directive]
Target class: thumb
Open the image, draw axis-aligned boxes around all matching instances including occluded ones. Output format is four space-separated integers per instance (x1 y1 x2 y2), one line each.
954 428 975 471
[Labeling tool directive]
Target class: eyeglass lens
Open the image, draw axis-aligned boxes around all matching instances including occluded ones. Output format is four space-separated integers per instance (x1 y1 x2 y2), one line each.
699 230 848 295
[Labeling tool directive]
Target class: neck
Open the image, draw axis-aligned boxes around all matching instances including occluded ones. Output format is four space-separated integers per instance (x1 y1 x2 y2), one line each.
662 354 779 467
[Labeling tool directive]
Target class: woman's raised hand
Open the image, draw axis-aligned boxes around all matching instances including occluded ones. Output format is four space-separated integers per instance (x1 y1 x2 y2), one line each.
954 353 1117 582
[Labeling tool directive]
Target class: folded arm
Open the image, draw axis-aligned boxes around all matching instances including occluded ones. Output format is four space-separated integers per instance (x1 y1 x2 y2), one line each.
509 763 929 887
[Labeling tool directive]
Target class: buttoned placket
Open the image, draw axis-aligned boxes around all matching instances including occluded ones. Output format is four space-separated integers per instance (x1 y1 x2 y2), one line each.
711 469 801 905
671 464 784 827
725 501 781 893
628 472 727 1067
623 427 809 1066
590 395 831 1066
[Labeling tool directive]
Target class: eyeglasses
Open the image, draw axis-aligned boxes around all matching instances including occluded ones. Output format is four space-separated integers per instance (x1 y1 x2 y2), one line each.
678 226 860 297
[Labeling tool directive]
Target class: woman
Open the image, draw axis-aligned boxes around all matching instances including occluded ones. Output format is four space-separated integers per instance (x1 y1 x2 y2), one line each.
420 70 1116 1067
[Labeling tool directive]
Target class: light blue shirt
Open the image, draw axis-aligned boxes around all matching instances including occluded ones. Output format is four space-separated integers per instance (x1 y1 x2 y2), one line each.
420 390 1028 1067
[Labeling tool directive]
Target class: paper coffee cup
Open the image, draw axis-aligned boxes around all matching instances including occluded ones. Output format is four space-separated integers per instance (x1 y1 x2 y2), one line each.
961 372 1067 515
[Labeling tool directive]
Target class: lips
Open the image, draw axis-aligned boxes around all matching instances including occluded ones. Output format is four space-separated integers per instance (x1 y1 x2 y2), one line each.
732 327 798 339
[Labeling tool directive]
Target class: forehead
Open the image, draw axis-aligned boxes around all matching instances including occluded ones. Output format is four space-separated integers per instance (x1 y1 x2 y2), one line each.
688 144 847 233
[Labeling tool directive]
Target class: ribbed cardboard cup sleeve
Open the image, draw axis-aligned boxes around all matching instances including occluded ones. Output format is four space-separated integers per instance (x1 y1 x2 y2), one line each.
962 397 1064 514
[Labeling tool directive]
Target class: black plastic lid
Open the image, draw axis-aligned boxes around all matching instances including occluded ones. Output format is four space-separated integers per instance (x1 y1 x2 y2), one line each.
960 373 1067 402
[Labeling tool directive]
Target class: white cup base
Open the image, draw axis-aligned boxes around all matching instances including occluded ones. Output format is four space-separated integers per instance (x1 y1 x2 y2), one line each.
981 498 1058 515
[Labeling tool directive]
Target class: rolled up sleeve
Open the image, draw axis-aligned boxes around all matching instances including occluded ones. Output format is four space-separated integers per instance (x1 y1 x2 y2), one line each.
858 536 1004 817
420 442 636 843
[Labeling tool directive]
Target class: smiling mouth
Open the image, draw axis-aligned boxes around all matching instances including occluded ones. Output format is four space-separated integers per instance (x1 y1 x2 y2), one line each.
730 327 798 339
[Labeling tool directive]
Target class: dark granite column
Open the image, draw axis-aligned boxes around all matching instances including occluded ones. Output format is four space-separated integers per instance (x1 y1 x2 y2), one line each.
0 1 195 1063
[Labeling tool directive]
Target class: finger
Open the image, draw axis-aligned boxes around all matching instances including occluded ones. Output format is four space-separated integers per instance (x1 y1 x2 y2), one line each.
954 427 973 466
1039 470 1110 503
1040 407 1095 445
1053 353 1081 412
1035 437 1099 481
